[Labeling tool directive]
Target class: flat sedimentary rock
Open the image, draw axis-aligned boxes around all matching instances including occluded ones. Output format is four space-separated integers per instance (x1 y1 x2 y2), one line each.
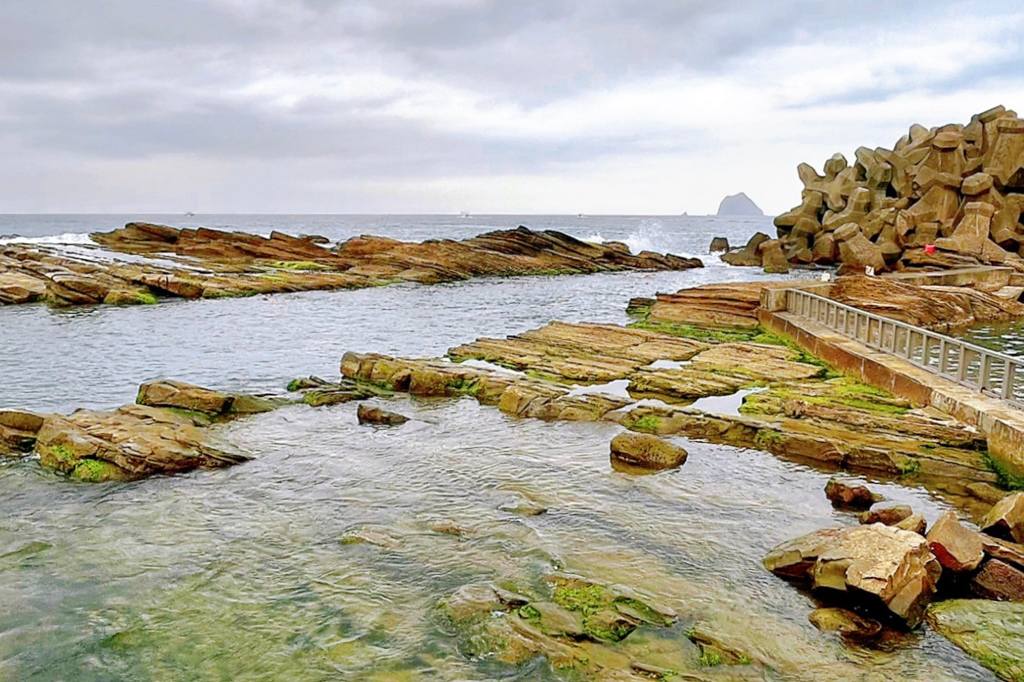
859 505 913 526
971 558 1024 601
0 224 701 308
356 404 409 426
927 599 1024 681
644 281 799 329
829 275 1024 332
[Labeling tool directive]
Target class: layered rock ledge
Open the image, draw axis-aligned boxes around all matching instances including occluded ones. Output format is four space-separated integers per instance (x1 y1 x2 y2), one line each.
0 223 701 306
338 319 996 491
0 380 280 481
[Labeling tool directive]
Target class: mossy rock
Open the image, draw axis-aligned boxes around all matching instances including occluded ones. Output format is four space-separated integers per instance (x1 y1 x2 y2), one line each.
927 600 1024 681
70 458 134 482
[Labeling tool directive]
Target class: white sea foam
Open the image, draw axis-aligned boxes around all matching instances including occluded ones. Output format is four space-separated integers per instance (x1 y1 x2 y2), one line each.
0 232 95 246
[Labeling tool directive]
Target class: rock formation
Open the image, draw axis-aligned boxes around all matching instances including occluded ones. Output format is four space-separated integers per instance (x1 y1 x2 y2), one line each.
2 380 280 481
609 432 688 471
732 106 1024 273
0 223 702 307
716 192 764 216
763 524 942 625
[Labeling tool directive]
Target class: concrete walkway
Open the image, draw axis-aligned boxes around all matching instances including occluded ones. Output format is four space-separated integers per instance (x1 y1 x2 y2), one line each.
759 307 1024 476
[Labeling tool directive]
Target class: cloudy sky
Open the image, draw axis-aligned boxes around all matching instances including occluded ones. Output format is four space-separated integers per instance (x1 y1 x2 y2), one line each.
2 0 1023 215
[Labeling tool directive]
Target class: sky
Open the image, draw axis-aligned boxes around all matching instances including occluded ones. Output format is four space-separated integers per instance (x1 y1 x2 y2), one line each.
2 1 1024 215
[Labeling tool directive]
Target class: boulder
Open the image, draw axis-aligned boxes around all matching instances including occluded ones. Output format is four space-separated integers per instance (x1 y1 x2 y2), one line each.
927 600 1024 681
926 510 984 572
834 224 886 274
709 236 730 253
896 513 928 535
971 558 1024 601
33 403 251 481
137 380 235 415
764 524 941 625
824 478 883 509
0 409 45 454
982 492 1024 543
610 432 688 471
356 404 409 426
859 505 913 526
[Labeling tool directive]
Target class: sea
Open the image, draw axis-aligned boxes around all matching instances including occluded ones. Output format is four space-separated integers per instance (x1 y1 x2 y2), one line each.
0 215 994 680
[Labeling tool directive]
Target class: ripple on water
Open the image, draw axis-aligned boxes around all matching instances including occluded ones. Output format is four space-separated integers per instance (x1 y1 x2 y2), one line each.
0 395 995 680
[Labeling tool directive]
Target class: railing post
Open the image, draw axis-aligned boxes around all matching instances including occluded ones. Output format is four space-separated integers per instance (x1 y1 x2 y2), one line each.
981 354 993 391
958 348 969 383
939 339 949 375
1004 359 1015 400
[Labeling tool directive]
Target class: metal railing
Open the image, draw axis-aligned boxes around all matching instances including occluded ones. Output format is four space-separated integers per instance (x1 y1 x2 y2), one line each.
785 288 1024 407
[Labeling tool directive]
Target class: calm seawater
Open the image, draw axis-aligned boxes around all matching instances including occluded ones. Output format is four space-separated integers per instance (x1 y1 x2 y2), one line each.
0 215 992 681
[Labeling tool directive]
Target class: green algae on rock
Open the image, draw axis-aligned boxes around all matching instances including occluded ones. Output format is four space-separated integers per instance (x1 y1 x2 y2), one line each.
926 600 1024 681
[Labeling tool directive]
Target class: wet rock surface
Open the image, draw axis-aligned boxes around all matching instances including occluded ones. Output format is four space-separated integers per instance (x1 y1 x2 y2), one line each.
763 524 941 625
356 404 409 426
9 380 266 481
0 223 702 308
825 478 884 509
609 432 688 471
342 319 996 487
926 600 1024 681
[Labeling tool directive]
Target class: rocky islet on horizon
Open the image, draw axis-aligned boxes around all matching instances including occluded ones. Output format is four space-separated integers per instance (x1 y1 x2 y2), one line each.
0 222 701 307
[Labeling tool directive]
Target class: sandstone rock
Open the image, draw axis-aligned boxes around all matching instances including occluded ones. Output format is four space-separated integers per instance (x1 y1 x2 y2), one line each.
34 401 251 481
136 380 235 415
927 510 984 572
0 409 45 454
709 236 730 253
971 558 1024 602
610 432 687 471
969 481 1010 505
764 524 941 625
356 404 409 426
859 505 913 526
824 478 883 509
896 514 928 535
982 492 1024 543
927 599 1024 681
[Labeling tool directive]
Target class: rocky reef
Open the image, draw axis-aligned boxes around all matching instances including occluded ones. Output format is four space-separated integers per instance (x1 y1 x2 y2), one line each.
728 105 1024 273
0 223 701 307
0 380 280 481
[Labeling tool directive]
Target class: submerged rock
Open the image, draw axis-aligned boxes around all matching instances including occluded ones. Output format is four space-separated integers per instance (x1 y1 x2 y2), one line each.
859 505 913 526
764 524 941 625
498 496 548 517
926 599 1024 681
824 478 884 509
808 607 882 641
356 404 409 426
609 432 687 471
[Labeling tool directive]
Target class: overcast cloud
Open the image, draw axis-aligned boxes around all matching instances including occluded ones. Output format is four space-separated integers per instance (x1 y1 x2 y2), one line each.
2 0 1023 214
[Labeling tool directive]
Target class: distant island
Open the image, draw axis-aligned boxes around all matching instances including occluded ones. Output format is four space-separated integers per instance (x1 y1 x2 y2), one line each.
716 192 764 216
